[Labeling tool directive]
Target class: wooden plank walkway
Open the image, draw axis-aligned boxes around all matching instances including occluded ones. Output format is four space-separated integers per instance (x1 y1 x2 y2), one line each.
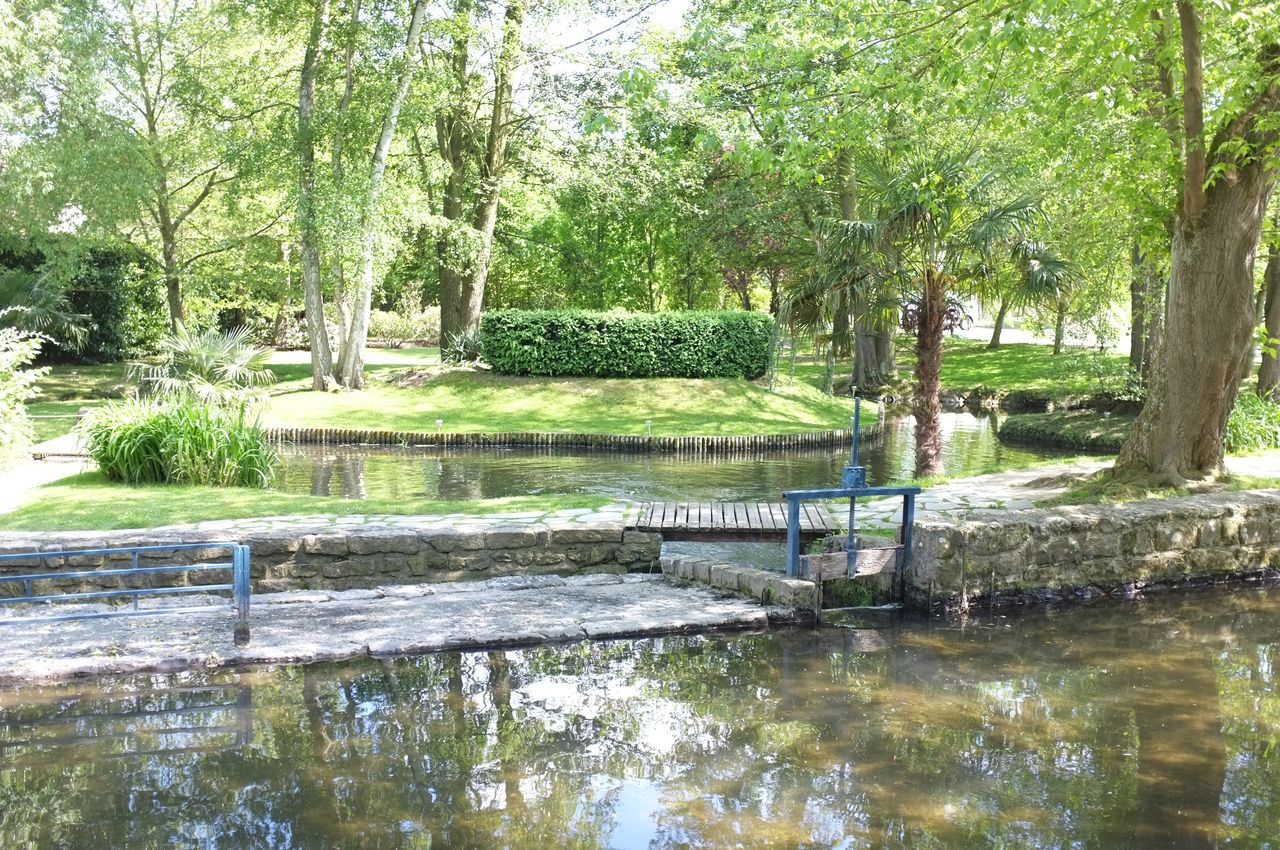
630 502 837 542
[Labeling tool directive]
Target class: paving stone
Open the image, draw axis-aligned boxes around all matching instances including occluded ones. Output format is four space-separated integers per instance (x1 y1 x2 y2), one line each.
0 578 797 685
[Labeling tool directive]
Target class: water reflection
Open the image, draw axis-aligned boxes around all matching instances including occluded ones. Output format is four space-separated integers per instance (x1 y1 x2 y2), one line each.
274 411 1066 503
3 587 1280 847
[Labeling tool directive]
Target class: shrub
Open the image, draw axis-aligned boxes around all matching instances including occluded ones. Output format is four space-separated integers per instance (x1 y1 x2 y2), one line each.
370 310 417 348
1226 391 1280 454
81 399 277 488
479 310 775 379
0 330 45 467
370 307 441 348
132 326 275 404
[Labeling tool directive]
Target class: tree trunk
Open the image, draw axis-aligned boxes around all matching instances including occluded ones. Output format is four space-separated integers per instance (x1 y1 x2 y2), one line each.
913 268 945 478
454 0 524 338
854 322 894 387
436 0 473 344
297 0 334 390
1129 242 1147 371
987 298 1009 349
1144 272 1166 384
161 228 184 330
1052 298 1067 355
1259 234 1280 399
1117 180 1276 480
335 0 428 388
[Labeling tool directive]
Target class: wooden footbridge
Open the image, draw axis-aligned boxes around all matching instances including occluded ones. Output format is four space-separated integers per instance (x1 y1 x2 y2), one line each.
630 502 838 543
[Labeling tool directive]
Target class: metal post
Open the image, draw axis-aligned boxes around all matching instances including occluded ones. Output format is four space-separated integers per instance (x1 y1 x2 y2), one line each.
785 496 802 578
232 545 251 646
899 493 917 603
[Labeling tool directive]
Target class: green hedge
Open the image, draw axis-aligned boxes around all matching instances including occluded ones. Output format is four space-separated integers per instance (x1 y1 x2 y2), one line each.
479 310 775 379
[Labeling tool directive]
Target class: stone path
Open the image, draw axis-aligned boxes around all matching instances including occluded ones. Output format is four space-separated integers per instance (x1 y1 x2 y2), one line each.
0 574 797 684
0 457 90 515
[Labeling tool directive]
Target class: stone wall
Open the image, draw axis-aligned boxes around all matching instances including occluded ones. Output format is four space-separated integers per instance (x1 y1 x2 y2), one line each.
0 522 663 594
661 554 817 609
909 490 1280 610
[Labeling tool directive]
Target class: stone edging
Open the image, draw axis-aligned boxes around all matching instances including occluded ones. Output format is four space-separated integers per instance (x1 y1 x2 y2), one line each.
661 554 818 609
266 424 880 454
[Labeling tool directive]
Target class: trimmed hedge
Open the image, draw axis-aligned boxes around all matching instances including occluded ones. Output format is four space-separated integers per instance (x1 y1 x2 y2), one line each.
479 310 774 379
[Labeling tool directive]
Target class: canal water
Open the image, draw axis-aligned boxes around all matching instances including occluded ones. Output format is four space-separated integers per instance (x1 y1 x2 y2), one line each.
2 585 1278 848
271 411 1067 503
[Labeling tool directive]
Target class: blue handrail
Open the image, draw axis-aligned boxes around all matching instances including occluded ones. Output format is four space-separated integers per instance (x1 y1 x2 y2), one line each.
0 542 252 645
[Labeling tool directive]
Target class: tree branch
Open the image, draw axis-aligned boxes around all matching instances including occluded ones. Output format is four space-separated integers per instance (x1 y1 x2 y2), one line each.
1177 0 1206 221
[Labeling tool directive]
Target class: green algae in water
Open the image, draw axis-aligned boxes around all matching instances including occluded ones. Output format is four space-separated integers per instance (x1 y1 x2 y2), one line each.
4 585 1280 848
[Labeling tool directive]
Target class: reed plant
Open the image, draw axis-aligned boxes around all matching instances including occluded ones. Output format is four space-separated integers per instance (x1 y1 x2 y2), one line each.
1226 391 1280 454
81 399 276 487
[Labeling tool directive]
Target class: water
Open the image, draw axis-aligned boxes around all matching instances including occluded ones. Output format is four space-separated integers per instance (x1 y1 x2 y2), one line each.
272 411 1064 503
4 586 1280 848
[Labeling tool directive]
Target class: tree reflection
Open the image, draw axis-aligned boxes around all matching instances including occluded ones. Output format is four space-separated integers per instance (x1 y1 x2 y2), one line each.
3 589 1280 847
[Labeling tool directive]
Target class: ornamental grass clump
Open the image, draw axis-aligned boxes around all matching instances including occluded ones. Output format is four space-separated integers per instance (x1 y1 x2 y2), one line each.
1226 392 1280 454
81 399 276 488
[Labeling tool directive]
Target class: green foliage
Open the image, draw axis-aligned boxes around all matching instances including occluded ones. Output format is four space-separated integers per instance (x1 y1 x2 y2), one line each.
133 326 275 404
1226 393 1280 454
0 329 45 466
480 310 775 379
1049 350 1145 402
53 247 165 363
369 307 440 348
80 399 276 488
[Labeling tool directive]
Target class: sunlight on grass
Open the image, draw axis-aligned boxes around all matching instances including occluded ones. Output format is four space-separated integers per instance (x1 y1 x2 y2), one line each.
265 371 872 436
0 472 608 532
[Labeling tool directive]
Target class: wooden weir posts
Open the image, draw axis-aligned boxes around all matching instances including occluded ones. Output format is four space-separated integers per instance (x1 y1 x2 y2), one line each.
631 501 837 544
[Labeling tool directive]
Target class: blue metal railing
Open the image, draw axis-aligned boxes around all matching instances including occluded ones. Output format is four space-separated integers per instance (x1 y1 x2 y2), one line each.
783 399 922 602
0 542 251 645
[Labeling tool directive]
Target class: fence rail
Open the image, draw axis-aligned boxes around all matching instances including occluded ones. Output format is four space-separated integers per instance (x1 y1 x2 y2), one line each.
0 542 251 644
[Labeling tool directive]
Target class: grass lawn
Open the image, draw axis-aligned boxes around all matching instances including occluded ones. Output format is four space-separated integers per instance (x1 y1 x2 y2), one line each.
789 337 1127 399
32 347 866 437
265 371 870 436
0 472 610 532
25 400 108 443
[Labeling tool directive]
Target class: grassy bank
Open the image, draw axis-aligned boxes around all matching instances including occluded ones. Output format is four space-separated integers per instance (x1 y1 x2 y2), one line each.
998 410 1135 454
30 347 870 439
264 371 868 436
0 473 609 532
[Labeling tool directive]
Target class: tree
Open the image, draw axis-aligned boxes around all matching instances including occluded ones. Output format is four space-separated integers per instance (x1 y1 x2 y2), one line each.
16 0 287 330
435 0 526 347
1115 4 1280 481
828 151 1044 476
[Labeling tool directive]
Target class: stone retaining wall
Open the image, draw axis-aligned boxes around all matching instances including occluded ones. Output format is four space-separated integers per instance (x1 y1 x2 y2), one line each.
909 490 1280 610
0 523 663 594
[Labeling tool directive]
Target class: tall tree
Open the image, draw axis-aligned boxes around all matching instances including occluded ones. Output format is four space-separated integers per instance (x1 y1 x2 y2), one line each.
1115 4 1280 481
332 0 428 388
436 0 526 346
296 0 334 390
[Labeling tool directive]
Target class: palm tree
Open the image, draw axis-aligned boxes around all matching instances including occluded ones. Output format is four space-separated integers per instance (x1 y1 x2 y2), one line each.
825 151 1045 477
132 326 275 404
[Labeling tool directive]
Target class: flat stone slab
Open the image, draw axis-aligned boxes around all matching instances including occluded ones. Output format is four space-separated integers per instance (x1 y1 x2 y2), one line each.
0 575 798 685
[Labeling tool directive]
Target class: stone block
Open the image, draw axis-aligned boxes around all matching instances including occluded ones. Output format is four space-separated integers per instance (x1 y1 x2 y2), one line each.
422 532 484 553
303 534 349 556
548 526 624 544
623 530 663 546
484 529 539 549
349 532 420 556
